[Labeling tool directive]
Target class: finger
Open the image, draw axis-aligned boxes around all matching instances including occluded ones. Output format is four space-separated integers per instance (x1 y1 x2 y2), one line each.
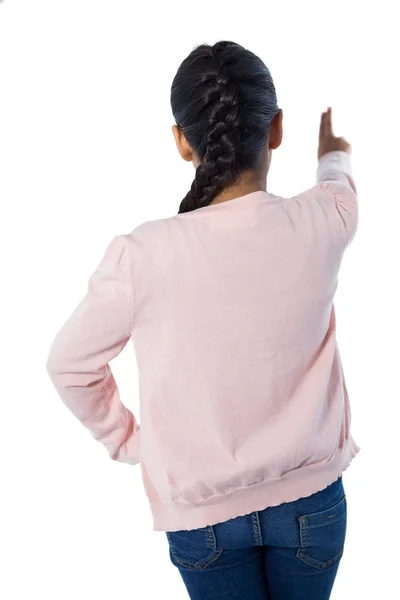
326 106 333 135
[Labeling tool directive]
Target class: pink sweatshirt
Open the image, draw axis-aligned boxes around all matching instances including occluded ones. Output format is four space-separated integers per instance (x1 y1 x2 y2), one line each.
46 150 361 532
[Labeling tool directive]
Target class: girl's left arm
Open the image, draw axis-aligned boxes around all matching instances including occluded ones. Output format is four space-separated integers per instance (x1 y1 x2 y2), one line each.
46 234 140 465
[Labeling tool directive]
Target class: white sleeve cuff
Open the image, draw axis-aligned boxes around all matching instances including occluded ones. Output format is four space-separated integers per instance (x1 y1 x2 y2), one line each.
316 150 353 182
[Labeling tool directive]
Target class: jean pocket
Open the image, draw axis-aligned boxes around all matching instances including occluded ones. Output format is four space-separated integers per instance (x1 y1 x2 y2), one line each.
166 525 223 570
296 494 347 571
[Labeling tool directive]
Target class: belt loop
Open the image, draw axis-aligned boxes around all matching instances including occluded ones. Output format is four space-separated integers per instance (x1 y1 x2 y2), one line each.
251 511 263 546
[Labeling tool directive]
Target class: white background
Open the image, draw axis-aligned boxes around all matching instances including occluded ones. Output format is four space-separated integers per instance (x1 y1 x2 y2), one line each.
1 1 399 598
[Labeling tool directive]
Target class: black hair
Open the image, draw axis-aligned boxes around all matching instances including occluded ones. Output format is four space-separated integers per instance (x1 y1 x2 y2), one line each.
170 41 280 214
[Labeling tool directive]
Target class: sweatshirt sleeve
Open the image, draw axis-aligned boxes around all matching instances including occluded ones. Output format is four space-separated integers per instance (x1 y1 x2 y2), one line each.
46 234 140 466
316 150 359 246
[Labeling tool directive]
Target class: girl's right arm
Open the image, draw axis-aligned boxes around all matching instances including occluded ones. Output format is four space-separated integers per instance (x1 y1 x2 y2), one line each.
316 107 358 246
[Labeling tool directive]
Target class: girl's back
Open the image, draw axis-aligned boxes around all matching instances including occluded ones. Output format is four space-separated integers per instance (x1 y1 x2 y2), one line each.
124 154 359 530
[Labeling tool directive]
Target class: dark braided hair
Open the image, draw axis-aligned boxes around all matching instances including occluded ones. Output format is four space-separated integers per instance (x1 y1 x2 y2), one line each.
171 41 280 214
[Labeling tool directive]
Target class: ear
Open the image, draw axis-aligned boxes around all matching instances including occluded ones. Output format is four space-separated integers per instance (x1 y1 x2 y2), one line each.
268 109 283 150
172 124 194 162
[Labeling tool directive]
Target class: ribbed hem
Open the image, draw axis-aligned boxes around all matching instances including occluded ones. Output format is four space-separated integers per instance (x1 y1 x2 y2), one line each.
150 436 360 532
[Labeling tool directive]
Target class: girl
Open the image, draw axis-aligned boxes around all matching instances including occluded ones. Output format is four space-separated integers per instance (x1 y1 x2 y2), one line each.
46 40 360 599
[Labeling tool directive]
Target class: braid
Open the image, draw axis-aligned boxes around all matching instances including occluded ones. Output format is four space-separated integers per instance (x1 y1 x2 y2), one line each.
170 41 279 214
178 45 243 214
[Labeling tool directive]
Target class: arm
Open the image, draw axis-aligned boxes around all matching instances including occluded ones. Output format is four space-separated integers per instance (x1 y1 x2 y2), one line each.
316 108 359 246
46 234 140 465
316 149 357 194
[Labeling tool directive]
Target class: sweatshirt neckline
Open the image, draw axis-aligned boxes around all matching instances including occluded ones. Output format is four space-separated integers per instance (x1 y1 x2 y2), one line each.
193 190 273 213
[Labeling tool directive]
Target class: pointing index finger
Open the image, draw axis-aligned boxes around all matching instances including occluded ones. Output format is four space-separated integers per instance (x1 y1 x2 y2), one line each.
326 106 333 135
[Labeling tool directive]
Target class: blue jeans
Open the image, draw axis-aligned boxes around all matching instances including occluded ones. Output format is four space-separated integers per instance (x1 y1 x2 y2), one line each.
166 476 347 599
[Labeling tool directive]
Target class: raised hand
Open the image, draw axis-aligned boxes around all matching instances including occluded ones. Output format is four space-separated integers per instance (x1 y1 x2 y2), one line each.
318 107 351 161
